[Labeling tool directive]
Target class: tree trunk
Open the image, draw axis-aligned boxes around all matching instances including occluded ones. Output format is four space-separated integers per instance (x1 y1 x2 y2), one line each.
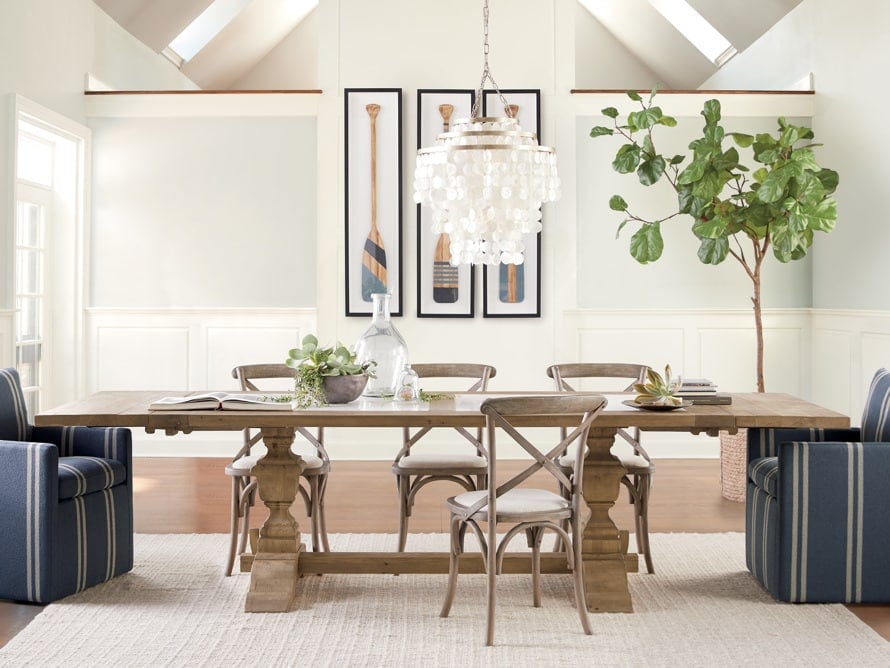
752 264 764 393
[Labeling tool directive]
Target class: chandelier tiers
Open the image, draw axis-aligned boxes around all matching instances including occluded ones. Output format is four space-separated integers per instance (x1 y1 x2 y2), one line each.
412 0 561 267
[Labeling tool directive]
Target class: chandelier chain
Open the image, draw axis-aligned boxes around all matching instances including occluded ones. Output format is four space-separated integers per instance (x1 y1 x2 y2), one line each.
471 0 513 119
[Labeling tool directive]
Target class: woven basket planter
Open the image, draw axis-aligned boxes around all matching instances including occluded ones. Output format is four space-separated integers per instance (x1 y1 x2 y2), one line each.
719 429 747 503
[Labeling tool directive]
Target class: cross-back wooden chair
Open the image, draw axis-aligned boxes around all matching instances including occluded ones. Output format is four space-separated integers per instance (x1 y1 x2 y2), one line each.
440 393 607 646
224 363 330 576
391 363 495 551
547 363 656 573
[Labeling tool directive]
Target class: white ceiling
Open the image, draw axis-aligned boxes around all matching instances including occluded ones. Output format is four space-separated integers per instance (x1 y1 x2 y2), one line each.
93 0 802 90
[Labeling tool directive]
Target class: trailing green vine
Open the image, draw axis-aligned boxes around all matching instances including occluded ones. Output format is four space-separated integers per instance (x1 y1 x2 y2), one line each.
285 334 375 409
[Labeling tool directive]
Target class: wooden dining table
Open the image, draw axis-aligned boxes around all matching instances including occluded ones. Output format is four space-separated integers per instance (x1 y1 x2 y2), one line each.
36 390 849 614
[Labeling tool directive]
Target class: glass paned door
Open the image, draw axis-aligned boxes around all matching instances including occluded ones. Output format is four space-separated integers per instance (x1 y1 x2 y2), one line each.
15 198 46 417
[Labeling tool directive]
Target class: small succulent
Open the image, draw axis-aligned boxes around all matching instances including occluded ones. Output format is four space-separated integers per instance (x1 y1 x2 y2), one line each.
633 365 682 406
286 334 376 408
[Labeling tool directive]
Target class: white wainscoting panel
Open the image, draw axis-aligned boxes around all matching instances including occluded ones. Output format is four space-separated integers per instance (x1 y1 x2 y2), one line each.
811 310 890 423
96 326 190 391
86 308 317 457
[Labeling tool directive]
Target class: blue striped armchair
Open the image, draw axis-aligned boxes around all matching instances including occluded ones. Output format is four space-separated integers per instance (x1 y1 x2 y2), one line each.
0 368 133 603
746 368 890 602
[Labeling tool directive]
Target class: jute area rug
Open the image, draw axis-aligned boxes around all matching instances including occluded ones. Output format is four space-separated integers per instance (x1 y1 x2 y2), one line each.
1 533 887 667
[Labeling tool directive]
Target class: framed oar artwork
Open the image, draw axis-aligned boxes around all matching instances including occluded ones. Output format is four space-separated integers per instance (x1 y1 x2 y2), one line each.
416 89 476 318
344 88 403 316
481 89 543 318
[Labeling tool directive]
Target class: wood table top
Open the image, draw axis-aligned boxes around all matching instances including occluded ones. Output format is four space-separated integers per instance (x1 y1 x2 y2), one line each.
35 390 850 437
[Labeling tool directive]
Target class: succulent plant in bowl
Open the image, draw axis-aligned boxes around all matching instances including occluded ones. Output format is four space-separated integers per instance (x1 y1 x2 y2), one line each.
633 365 682 406
286 334 376 407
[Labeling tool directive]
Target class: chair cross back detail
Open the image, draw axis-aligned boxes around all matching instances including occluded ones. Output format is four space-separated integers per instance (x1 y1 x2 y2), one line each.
440 393 607 645
461 395 603 518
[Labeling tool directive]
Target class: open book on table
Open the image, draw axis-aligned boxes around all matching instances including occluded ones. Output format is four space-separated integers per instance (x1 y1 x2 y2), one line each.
149 391 294 411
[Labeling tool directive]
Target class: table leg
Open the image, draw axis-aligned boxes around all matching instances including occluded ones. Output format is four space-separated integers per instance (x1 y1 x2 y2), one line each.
245 427 305 612
580 425 633 612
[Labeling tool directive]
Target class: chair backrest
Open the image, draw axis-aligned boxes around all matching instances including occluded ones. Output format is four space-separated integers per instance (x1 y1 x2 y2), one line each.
232 363 297 392
411 363 496 393
547 363 648 457
861 368 890 441
231 363 325 461
547 363 648 393
399 363 496 457
474 394 607 517
0 367 30 441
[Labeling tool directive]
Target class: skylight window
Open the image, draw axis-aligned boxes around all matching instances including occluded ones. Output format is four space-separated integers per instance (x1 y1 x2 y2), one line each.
648 0 736 67
168 0 253 64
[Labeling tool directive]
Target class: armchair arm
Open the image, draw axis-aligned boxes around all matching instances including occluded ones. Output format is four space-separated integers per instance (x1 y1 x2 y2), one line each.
746 426 862 464
774 440 890 603
0 440 59 602
30 426 132 470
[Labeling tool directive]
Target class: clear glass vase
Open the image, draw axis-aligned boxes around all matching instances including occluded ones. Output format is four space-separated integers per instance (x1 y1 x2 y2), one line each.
354 293 408 397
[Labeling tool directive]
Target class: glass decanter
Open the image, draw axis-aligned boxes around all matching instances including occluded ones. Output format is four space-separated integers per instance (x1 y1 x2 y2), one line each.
354 293 408 397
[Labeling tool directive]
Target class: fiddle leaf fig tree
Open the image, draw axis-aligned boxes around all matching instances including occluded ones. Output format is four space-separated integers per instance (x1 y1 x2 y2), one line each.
590 90 839 391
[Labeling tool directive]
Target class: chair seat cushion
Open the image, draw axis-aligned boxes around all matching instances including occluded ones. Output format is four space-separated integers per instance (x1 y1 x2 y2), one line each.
748 456 778 497
229 453 324 473
396 453 487 470
58 456 127 500
450 488 569 515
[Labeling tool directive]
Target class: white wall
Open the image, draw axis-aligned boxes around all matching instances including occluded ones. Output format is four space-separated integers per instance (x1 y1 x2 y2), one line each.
89 114 317 308
0 0 195 311
702 0 890 312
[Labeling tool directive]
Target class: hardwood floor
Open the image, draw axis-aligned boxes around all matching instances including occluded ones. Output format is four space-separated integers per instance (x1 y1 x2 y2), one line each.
1 458 887 647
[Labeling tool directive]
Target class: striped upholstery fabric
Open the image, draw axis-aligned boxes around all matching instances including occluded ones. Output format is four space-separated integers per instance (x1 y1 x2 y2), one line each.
745 368 890 603
860 368 890 441
747 456 778 497
0 368 133 603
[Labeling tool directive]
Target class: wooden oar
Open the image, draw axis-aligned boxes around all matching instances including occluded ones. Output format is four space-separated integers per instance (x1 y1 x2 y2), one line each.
432 103 458 303
362 103 387 301
499 104 525 303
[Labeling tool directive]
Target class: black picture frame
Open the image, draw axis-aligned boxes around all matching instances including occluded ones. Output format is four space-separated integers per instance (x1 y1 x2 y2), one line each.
344 88 403 317
481 89 543 318
416 89 476 318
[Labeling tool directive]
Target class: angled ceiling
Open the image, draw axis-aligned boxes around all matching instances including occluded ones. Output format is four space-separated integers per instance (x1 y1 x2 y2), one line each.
94 0 802 90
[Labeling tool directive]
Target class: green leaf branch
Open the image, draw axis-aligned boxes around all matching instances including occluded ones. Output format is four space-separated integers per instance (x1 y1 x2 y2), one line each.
591 91 839 391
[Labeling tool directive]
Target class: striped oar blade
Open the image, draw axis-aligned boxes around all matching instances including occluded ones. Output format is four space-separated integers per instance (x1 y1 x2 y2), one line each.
499 263 524 303
433 232 458 303
362 227 387 300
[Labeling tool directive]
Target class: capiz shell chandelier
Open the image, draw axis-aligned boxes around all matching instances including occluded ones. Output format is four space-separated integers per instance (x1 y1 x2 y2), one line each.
413 0 560 266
